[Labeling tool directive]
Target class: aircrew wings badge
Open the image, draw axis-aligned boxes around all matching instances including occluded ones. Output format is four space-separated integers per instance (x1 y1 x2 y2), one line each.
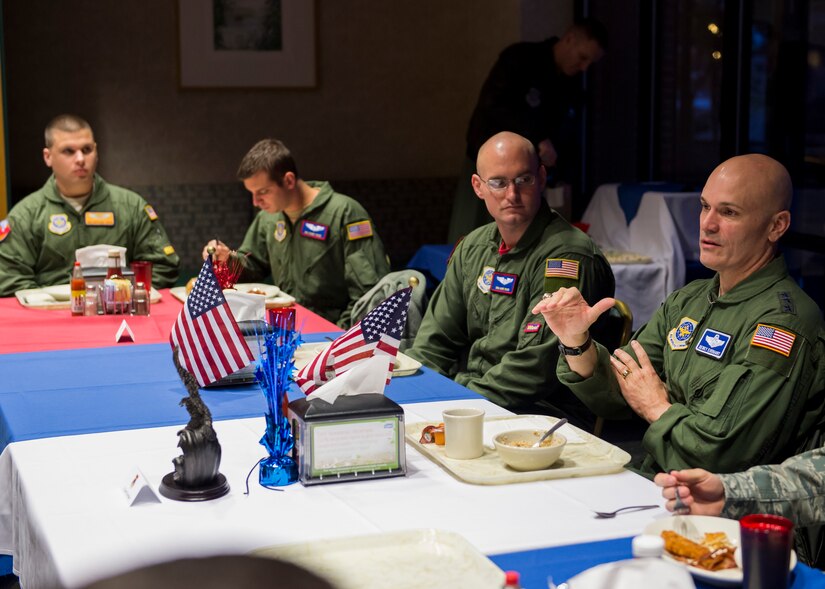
0 219 9 243
299 220 329 241
750 323 796 357
490 272 518 295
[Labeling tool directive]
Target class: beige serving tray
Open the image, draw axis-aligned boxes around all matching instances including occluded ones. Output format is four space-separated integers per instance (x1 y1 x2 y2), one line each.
252 529 504 589
170 283 296 308
15 284 161 310
407 414 630 485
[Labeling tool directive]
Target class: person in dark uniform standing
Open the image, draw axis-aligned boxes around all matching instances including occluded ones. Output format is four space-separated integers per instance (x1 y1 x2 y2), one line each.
448 18 607 243
203 139 389 328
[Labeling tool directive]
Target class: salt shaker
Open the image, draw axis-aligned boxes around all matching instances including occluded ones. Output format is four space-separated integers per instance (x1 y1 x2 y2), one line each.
132 281 150 316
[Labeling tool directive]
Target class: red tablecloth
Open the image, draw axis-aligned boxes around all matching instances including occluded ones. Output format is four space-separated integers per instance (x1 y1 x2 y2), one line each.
0 289 339 354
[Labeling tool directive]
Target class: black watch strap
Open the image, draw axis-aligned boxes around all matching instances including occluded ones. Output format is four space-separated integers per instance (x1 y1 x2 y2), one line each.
557 334 593 356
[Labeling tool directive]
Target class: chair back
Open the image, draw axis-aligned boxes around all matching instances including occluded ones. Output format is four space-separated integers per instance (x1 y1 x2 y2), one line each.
592 300 633 437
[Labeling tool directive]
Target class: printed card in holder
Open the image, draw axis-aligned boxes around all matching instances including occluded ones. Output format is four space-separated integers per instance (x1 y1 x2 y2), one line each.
124 469 161 506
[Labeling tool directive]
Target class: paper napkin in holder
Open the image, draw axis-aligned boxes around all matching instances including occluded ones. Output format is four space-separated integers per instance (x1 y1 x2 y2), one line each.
75 245 127 269
223 289 266 323
305 355 389 404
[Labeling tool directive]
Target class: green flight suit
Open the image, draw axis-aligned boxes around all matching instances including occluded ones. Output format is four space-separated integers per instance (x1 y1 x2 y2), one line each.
407 203 615 426
558 256 825 477
0 175 180 296
237 181 389 328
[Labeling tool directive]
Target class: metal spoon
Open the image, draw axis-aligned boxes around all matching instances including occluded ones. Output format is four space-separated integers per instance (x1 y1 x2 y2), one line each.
532 418 568 448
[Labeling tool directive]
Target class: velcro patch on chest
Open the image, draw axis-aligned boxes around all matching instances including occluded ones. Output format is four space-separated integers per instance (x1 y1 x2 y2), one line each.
694 328 731 360
48 214 72 235
346 220 373 240
750 323 796 357
274 220 287 242
490 272 518 295
545 258 579 280
84 211 115 226
299 220 329 241
524 322 542 333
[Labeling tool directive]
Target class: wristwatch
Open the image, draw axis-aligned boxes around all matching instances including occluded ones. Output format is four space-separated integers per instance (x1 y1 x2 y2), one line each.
557 334 592 356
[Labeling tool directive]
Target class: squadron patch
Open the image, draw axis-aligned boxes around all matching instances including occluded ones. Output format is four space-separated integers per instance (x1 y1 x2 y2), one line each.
524 322 542 334
694 328 732 360
545 258 579 280
750 324 796 357
299 220 329 241
477 266 494 294
84 211 115 226
0 219 9 243
144 205 159 221
274 220 287 242
667 317 697 350
490 272 518 295
48 214 72 235
346 220 373 241
163 245 176 255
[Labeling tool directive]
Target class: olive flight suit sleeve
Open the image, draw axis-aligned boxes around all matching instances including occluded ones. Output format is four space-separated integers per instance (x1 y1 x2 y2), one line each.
0 208 42 296
127 198 180 289
236 212 277 283
462 252 614 408
338 222 390 328
406 240 471 376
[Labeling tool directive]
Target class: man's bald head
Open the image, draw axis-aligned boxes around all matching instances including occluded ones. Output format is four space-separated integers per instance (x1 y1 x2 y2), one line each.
707 154 792 215
476 132 538 177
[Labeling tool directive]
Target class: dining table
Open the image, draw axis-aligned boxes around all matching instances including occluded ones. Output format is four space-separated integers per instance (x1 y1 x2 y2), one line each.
0 289 821 588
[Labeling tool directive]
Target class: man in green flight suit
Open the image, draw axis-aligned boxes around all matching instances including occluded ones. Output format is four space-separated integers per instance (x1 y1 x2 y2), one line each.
0 114 180 296
203 138 389 328
407 132 614 428
533 154 825 478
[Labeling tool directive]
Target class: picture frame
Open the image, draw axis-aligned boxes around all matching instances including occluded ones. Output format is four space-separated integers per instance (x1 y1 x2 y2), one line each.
178 0 316 88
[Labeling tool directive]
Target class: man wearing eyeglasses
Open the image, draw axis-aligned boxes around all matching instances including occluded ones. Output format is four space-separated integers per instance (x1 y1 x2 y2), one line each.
408 132 614 427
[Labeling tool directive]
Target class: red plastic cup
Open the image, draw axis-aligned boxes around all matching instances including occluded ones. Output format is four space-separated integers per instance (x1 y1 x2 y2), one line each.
267 305 296 332
131 261 152 293
740 514 794 589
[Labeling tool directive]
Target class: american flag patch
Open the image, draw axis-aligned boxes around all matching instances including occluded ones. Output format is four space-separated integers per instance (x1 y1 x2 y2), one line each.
346 220 373 240
524 322 541 333
750 323 796 357
545 258 579 279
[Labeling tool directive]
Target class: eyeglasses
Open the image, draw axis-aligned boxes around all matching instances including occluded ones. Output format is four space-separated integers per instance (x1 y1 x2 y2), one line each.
478 174 536 192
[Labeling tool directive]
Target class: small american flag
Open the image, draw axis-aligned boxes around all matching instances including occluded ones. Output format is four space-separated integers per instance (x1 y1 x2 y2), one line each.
545 258 579 279
750 323 796 357
296 287 412 395
170 258 255 387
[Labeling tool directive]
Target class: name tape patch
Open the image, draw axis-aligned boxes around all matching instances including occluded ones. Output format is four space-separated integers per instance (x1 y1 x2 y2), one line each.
85 211 115 226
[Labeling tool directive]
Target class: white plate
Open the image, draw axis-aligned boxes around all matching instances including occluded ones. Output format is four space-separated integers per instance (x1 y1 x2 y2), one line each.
644 515 797 587
294 341 422 377
41 284 71 301
252 529 503 589
233 283 280 297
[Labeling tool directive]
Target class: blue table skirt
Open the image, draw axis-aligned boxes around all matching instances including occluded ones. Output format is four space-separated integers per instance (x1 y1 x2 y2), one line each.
0 334 479 453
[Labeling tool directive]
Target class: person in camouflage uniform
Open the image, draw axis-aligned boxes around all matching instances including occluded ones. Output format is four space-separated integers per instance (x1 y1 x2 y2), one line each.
202 139 389 328
533 154 825 477
408 132 614 427
0 114 180 296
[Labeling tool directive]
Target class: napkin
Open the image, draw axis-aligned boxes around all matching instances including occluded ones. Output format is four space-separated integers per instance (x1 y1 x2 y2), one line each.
223 290 266 322
305 355 389 404
75 244 127 269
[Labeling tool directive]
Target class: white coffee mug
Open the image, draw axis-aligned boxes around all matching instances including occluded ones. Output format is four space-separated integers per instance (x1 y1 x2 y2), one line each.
442 408 485 459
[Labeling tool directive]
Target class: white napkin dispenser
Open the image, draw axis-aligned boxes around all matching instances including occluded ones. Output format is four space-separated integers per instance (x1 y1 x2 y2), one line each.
288 394 406 486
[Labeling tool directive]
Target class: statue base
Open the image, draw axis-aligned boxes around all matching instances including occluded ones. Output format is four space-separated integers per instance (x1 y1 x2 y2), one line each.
159 472 230 502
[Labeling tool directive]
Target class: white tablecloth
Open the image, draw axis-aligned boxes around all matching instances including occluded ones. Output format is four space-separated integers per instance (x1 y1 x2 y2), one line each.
0 399 664 588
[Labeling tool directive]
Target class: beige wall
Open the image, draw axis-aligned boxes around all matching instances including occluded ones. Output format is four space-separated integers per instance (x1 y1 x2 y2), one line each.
4 1 571 190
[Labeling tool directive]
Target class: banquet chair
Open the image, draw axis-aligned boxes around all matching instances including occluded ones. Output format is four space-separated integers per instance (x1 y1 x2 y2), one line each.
593 300 633 438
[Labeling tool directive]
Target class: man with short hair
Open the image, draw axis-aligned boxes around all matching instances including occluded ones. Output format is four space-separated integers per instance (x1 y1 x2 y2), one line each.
408 132 614 426
449 18 608 241
203 138 389 328
0 114 180 296
533 154 825 477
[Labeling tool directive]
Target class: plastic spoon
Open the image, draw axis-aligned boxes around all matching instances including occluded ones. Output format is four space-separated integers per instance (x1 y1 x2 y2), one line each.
532 418 568 448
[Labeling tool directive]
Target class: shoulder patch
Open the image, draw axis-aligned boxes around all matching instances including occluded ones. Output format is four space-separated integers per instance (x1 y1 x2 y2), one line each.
750 323 796 357
48 214 72 235
84 211 115 226
163 245 176 256
144 204 159 221
346 220 373 240
545 258 579 280
0 219 10 243
777 291 796 315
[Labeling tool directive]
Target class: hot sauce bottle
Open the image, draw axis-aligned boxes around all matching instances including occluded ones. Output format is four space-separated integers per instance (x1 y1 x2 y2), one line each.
71 261 86 316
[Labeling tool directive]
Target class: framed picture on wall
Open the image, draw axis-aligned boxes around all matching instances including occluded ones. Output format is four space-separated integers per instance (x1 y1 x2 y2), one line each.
178 0 316 88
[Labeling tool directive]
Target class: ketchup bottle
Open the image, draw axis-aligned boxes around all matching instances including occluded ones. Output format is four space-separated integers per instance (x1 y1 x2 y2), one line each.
71 262 86 316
